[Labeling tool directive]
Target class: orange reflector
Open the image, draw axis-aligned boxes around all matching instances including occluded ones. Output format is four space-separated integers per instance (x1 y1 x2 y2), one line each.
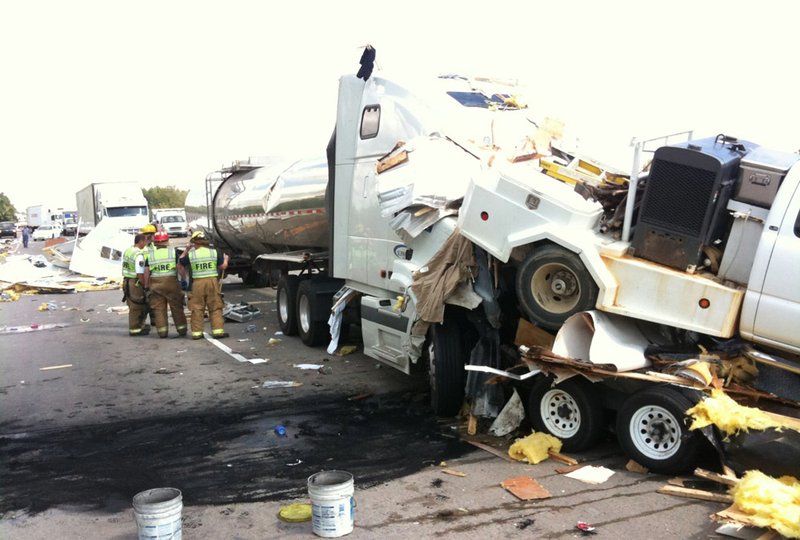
698 298 710 309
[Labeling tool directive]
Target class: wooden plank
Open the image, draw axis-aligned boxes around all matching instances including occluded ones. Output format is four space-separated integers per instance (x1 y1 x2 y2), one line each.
657 485 733 504
548 450 578 465
441 468 466 477
464 439 514 462
501 476 551 500
694 468 738 487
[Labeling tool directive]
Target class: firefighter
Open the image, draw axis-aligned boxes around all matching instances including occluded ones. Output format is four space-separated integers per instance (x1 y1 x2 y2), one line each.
143 231 188 338
121 233 150 336
178 231 229 340
140 223 158 327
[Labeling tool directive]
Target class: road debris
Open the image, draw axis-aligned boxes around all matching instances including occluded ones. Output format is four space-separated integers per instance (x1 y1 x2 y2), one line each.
267 337 282 346
0 323 69 334
293 363 324 370
516 518 535 530
274 425 287 437
440 468 466 478
347 393 373 401
222 302 261 322
278 503 312 523
564 466 615 485
39 364 73 371
335 345 357 356
261 381 302 389
501 476 550 500
625 460 649 474
575 521 597 535
508 432 562 464
488 388 524 436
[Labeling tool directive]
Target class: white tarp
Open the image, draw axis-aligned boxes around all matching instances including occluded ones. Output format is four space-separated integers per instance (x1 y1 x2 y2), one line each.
552 310 651 372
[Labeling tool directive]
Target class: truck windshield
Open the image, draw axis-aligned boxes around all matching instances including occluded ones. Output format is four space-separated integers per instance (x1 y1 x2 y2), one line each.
162 215 185 223
107 206 148 217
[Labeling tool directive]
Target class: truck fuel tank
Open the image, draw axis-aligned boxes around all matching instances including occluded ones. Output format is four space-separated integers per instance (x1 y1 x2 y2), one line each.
212 157 329 258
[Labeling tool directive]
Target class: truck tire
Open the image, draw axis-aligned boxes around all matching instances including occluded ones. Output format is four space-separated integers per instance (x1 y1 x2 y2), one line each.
528 376 603 451
616 386 701 474
297 279 330 347
277 275 300 336
516 244 599 331
427 320 466 417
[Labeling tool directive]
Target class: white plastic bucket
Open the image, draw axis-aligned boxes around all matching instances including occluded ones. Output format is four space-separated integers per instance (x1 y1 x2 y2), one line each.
132 487 183 540
308 470 354 538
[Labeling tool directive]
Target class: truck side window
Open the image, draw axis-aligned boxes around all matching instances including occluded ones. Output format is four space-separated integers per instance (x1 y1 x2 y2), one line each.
360 105 380 140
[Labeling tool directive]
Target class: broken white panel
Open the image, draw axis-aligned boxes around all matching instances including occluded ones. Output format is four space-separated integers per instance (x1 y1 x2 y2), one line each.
564 465 615 484
69 218 133 278
376 136 481 217
0 255 68 285
552 311 651 372
489 388 525 436
389 206 459 239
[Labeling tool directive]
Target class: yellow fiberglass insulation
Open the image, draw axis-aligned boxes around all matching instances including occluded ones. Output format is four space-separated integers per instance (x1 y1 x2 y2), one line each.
686 388 786 435
731 470 800 538
508 432 562 464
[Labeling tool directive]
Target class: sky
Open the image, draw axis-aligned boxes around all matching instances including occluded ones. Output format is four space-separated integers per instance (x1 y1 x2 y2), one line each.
2 1 799 213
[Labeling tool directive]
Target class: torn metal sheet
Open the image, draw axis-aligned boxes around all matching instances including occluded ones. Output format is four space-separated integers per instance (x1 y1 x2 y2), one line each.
69 218 133 278
552 310 651 372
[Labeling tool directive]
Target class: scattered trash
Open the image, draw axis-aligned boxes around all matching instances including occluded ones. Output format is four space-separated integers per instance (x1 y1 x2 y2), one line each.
39 364 73 371
564 466 615 485
223 302 261 322
286 459 303 467
278 503 312 523
576 521 597 535
347 392 373 401
625 460 649 474
294 363 324 370
274 331 283 336
176 350 187 355
274 425 287 437
245 324 258 333
0 290 20 302
267 337 282 346
441 469 466 478
62 307 79 311
245 358 268 365
516 518 535 530
0 323 69 335
508 432 563 464
261 381 302 389
318 366 333 375
336 345 357 356
80 318 90 323
501 476 551 500
155 368 180 375
106 305 129 314
37 302 58 311
430 478 444 488
237 338 251 342
489 388 524 436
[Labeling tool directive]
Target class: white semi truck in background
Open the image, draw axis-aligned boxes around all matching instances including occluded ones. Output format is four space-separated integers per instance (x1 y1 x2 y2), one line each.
198 59 800 473
76 182 149 235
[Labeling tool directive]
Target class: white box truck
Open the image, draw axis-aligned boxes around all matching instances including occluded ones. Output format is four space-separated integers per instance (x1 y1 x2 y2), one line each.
76 182 149 235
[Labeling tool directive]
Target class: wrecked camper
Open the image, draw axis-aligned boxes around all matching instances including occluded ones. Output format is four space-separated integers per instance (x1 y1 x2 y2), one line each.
199 54 800 473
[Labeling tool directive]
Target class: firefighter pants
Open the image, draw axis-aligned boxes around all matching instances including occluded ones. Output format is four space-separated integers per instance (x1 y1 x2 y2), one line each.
124 277 148 336
149 276 188 337
188 277 225 338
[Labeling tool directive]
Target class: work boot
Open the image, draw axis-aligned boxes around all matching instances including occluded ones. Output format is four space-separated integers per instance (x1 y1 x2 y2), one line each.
212 332 229 340
192 335 203 340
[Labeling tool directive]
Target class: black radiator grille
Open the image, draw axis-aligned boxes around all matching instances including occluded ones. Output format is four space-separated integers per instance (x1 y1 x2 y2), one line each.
640 161 717 236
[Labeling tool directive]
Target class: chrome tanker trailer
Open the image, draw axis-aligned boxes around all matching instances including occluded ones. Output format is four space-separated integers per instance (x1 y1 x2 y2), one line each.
202 156 330 285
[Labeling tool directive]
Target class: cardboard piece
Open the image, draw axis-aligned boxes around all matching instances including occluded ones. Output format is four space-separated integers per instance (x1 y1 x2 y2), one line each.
501 476 551 500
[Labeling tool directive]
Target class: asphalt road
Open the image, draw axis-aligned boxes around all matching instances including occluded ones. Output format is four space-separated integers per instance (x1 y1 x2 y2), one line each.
0 237 731 539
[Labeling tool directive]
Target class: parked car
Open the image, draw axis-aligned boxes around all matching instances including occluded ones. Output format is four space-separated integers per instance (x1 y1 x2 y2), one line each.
0 221 16 238
31 224 61 241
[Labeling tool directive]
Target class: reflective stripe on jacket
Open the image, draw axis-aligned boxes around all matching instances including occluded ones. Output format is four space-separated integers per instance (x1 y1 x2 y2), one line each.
188 247 218 279
122 246 140 278
148 246 177 277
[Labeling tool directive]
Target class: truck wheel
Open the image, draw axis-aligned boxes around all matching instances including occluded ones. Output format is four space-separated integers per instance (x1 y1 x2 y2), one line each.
297 280 330 347
516 244 599 331
616 386 700 474
427 320 465 417
277 275 300 336
528 376 603 451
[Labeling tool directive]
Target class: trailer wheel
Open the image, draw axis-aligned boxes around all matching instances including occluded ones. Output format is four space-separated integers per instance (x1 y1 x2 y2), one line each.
297 280 330 347
427 320 466 417
616 386 700 474
528 376 603 451
516 244 599 331
277 275 300 336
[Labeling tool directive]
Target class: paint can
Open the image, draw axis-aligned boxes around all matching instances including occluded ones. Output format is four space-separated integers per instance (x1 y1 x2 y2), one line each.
132 487 183 540
307 470 354 537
